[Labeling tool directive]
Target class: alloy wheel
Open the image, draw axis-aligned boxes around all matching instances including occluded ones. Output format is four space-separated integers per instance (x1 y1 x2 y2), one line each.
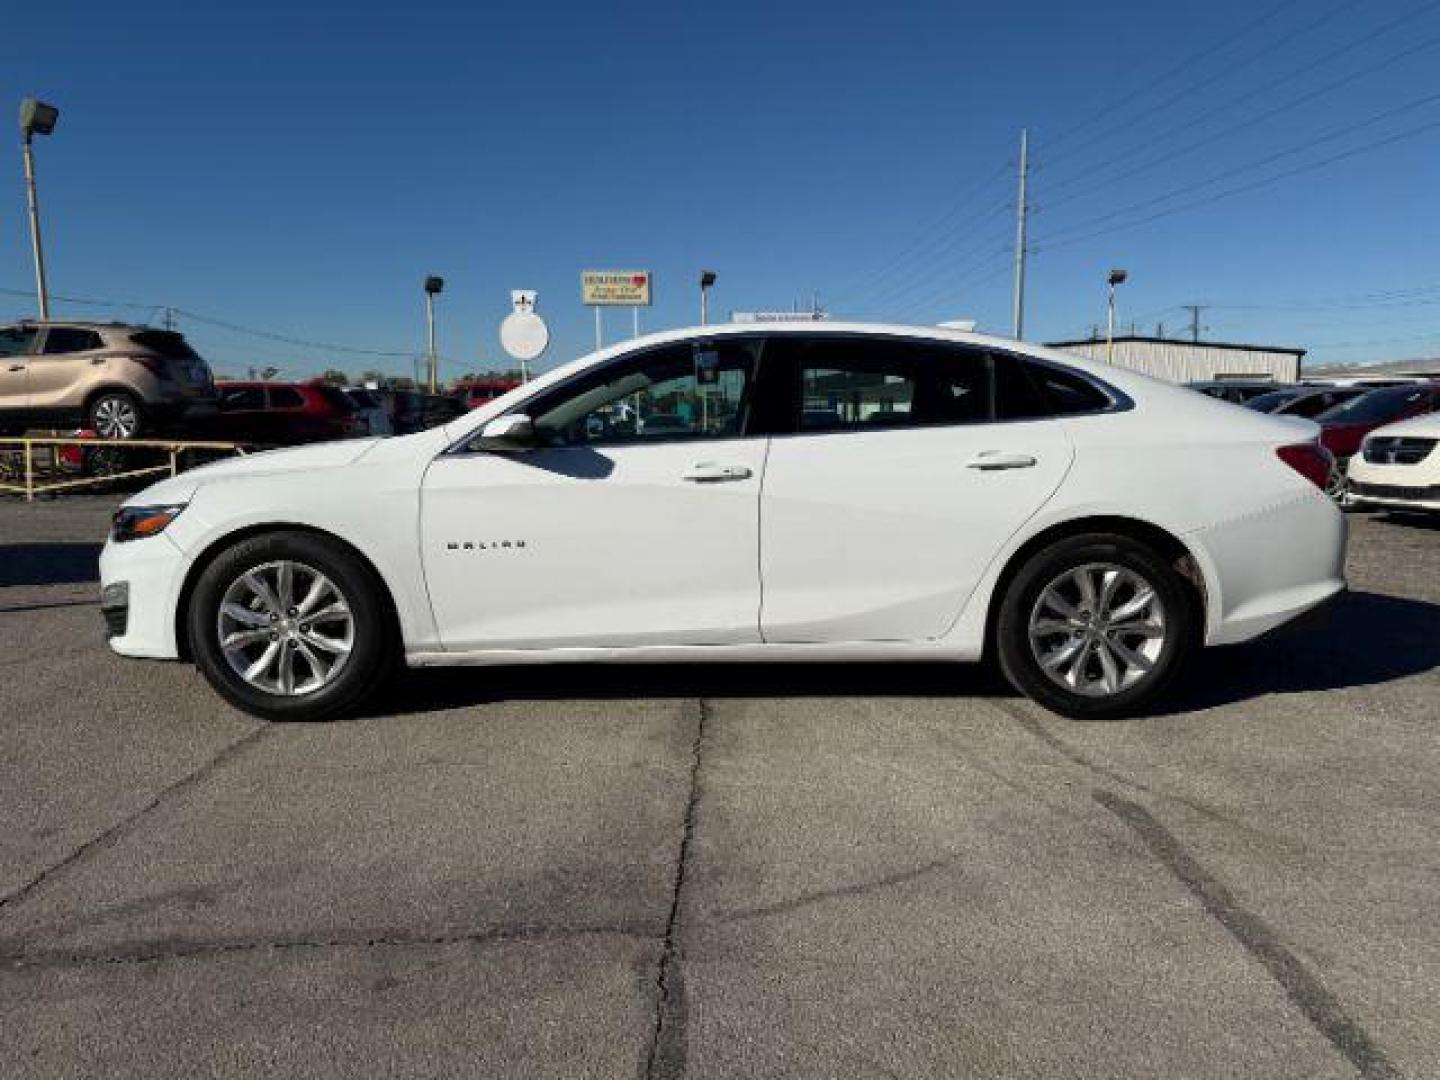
1027 562 1168 698
216 560 354 697
93 396 139 439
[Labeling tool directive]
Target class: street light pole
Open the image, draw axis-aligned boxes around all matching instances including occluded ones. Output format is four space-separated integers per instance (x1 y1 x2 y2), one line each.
1105 268 1128 365
423 275 444 394
699 270 717 326
18 98 60 321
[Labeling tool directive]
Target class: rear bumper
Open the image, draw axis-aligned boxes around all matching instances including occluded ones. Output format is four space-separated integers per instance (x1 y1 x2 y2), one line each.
1188 491 1348 646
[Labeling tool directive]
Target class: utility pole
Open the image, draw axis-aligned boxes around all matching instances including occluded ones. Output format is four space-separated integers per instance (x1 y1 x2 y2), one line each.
1011 127 1029 340
163 307 176 331
1182 304 1208 343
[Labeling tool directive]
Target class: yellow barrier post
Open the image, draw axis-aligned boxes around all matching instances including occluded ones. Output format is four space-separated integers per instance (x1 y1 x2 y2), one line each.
24 441 34 502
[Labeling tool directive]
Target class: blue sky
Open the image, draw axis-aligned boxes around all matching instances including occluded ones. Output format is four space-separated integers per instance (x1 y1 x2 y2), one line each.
3 0 1438 379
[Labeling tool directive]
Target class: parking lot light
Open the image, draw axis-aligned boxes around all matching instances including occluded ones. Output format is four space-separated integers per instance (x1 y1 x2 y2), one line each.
424 275 444 394
699 270 717 326
19 97 59 321
1105 268 1128 365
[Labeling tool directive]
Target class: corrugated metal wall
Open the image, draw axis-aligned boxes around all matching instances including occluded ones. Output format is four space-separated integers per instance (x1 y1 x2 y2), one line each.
1053 340 1302 384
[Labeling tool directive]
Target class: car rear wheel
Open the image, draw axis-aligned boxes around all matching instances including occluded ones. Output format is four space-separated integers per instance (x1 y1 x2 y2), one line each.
996 534 1197 720
89 391 144 439
188 531 397 721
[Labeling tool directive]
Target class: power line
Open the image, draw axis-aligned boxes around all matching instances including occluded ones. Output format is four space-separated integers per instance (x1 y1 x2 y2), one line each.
826 162 1011 308
0 285 417 358
1032 114 1440 253
1036 89 1440 246
1040 0 1308 159
1038 13 1440 210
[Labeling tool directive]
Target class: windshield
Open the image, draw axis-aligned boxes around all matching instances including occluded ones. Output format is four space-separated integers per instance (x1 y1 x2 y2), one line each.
1316 385 1435 424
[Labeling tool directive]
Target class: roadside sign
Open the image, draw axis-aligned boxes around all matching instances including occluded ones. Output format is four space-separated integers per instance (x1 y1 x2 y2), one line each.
582 270 652 306
500 290 549 367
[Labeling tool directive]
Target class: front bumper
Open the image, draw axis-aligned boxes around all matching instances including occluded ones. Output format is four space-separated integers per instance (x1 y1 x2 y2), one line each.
98 533 189 659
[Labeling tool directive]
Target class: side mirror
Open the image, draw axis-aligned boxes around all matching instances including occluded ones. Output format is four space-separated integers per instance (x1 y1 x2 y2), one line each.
475 413 536 453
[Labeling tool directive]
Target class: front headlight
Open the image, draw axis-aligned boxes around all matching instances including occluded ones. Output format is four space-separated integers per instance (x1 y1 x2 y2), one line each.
111 504 186 543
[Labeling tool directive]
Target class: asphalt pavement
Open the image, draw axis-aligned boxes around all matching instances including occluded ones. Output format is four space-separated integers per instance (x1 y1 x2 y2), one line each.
2 496 1438 1078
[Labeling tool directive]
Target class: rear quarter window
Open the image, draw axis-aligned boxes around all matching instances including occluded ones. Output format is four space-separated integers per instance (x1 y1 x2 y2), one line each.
129 331 201 360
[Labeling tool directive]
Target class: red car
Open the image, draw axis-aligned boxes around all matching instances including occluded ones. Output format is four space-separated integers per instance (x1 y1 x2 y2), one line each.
205 381 361 445
1316 382 1440 461
457 378 521 410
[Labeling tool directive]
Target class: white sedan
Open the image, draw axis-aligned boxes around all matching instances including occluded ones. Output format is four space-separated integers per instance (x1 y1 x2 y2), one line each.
1348 412 1440 513
100 323 1346 721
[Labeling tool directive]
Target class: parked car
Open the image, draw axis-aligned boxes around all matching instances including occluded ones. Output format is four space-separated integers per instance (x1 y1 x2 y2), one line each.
1243 385 1367 419
457 378 521 411
0 321 216 438
1184 379 1279 405
1347 413 1440 514
1315 382 1440 465
339 386 393 437
203 381 361 445
101 322 1345 723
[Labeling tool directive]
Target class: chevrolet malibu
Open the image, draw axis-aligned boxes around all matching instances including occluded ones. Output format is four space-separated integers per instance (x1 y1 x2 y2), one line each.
100 323 1347 721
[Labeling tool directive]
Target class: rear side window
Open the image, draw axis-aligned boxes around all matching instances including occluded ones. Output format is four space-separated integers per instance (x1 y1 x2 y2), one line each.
1025 361 1112 415
774 337 989 432
41 328 103 354
268 387 306 409
130 331 200 360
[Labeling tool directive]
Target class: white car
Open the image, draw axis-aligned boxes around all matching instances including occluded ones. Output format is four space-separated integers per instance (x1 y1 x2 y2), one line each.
100 323 1347 722
1348 413 1440 513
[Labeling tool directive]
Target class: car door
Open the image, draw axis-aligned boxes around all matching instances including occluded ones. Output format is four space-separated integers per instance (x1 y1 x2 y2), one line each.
0 325 39 416
28 327 106 421
421 338 767 651
757 334 1075 643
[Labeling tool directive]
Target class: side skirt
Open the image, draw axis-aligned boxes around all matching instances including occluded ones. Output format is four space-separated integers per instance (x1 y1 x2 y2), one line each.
406 640 980 668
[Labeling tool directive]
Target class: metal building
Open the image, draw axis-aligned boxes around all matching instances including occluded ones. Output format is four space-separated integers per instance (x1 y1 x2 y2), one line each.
1047 336 1305 385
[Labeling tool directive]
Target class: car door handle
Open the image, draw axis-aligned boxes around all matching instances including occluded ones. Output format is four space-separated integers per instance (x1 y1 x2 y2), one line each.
966 451 1037 471
6 364 23 372
682 463 753 483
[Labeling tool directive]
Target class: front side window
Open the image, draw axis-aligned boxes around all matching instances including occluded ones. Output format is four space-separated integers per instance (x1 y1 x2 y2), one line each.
0 325 38 358
528 341 758 448
40 328 103 355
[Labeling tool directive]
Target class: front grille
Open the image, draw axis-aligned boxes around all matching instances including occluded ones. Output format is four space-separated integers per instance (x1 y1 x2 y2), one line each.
102 606 128 639
1351 480 1440 502
1362 437 1437 466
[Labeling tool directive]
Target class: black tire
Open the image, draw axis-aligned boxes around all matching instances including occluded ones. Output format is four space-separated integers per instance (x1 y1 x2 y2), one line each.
88 390 145 439
995 533 1198 720
188 531 398 721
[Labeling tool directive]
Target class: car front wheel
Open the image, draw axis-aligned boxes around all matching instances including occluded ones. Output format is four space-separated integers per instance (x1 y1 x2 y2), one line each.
995 533 1197 720
188 531 397 721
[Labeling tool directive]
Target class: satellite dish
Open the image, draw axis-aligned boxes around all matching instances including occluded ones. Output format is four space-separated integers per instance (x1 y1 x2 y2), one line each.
500 290 550 363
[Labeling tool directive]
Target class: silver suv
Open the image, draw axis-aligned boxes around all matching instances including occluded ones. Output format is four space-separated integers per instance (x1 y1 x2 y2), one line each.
0 321 218 438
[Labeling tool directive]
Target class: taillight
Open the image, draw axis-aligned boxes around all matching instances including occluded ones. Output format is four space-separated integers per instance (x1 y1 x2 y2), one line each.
1276 442 1334 490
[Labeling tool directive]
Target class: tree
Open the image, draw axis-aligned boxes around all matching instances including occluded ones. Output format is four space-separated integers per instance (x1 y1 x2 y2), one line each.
317 369 349 386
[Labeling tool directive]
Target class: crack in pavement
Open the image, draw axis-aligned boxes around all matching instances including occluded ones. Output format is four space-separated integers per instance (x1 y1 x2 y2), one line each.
1096 789 1402 1080
643 697 706 1080
0 922 654 971
0 724 272 913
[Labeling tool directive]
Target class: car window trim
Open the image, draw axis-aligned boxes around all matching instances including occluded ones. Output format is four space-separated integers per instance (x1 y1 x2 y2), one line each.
758 333 1131 438
444 335 770 456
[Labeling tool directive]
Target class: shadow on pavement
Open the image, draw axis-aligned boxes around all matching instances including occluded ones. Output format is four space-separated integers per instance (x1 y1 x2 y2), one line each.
0 543 103 587
367 588 1440 721
1154 589 1440 715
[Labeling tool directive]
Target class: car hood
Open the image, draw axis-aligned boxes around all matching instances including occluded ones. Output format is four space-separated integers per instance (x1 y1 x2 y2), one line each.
122 438 381 506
